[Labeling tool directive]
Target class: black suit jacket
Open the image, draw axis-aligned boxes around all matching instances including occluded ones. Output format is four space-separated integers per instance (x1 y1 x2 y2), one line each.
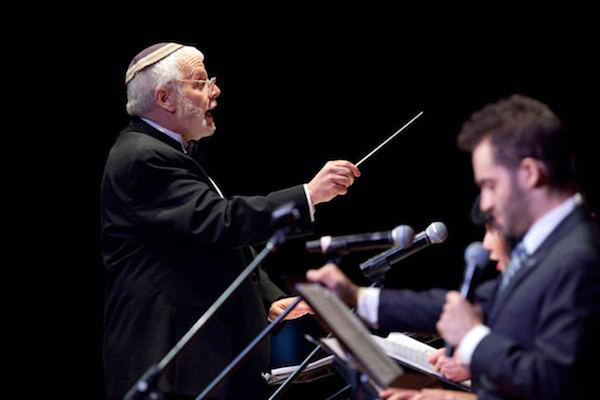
378 206 600 399
101 119 312 398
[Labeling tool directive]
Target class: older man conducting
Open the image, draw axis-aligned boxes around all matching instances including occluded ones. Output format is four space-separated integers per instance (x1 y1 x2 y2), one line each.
101 42 360 400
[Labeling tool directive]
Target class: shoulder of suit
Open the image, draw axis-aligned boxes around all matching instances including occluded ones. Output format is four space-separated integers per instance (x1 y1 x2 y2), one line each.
103 130 192 184
120 129 180 151
111 129 188 164
541 215 600 272
561 217 600 257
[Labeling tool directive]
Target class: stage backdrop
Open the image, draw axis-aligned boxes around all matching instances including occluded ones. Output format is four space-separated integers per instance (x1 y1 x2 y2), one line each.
25 3 596 399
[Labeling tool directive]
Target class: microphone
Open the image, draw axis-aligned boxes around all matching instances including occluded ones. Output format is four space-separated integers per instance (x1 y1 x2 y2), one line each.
458 241 490 301
359 222 448 279
446 241 490 356
270 202 300 230
305 225 415 254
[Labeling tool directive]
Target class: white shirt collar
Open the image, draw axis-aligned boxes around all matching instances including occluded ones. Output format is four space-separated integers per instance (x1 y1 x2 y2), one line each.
140 117 225 199
140 117 188 154
522 193 582 255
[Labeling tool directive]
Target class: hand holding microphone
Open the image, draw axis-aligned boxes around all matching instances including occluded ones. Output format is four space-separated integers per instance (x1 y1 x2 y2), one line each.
439 242 489 356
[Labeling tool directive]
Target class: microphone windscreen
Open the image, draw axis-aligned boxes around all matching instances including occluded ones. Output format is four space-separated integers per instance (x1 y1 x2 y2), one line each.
426 222 448 244
464 241 490 267
391 225 415 248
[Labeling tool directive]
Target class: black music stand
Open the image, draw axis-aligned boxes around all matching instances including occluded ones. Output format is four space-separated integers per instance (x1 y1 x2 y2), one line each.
268 276 385 399
294 283 406 399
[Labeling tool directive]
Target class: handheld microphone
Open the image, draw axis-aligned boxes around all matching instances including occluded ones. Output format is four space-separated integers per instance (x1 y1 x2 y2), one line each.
359 222 448 279
459 241 490 301
305 225 415 254
446 241 490 356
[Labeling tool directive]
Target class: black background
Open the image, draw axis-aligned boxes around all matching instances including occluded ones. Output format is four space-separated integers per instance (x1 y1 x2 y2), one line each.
22 2 597 398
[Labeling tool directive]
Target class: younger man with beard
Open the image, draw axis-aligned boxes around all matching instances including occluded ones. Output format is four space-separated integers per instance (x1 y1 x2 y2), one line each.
309 95 600 399
436 94 600 399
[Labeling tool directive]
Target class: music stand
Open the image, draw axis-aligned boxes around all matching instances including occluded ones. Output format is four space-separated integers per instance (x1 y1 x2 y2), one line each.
295 283 405 398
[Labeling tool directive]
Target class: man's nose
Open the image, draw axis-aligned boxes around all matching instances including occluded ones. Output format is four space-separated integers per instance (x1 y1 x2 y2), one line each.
480 191 493 213
211 83 221 98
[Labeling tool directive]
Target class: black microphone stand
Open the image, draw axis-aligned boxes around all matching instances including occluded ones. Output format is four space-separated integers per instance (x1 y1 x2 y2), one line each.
267 341 326 400
124 204 299 400
196 296 304 399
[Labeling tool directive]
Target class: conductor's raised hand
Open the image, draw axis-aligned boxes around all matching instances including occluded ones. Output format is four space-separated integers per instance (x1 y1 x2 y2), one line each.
307 160 360 205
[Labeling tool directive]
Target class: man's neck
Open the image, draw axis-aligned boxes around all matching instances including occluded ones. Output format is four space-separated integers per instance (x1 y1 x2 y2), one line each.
139 116 189 153
528 188 574 225
141 112 191 145
519 189 579 254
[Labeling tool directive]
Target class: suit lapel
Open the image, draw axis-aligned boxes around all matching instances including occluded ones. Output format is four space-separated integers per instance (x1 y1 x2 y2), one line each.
128 117 184 152
127 118 224 196
488 206 587 324
488 251 543 323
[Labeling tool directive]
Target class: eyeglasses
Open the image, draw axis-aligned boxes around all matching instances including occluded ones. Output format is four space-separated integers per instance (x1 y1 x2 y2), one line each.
173 76 217 92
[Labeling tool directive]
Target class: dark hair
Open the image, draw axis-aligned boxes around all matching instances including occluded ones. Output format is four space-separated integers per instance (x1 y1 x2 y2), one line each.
457 94 575 188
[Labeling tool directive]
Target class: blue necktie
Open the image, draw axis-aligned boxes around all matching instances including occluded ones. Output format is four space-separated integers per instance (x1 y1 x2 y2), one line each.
499 242 528 293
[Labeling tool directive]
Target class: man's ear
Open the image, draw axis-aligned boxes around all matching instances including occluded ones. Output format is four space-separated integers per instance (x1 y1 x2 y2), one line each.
518 157 548 188
154 86 177 113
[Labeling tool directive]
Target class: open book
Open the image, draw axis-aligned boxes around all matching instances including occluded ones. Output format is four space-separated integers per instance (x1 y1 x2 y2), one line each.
265 284 471 391
371 332 471 391
265 332 472 390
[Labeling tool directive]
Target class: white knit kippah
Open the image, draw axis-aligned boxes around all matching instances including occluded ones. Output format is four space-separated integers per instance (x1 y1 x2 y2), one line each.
125 42 185 84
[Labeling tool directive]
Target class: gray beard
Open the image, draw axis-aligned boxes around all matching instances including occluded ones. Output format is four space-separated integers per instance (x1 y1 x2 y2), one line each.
177 95 214 139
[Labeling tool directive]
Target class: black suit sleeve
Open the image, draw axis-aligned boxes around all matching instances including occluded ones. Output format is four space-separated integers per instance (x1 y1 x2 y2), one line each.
257 266 287 309
246 246 288 311
378 288 447 333
128 146 311 248
376 278 498 333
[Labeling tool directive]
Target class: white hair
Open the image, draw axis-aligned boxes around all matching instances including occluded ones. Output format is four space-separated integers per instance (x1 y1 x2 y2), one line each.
125 46 204 116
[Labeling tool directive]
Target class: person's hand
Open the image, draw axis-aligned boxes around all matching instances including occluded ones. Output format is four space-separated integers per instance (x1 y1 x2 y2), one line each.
410 389 476 400
268 297 314 321
427 348 471 382
379 388 476 400
436 292 483 347
307 160 360 205
378 388 420 400
305 263 359 308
